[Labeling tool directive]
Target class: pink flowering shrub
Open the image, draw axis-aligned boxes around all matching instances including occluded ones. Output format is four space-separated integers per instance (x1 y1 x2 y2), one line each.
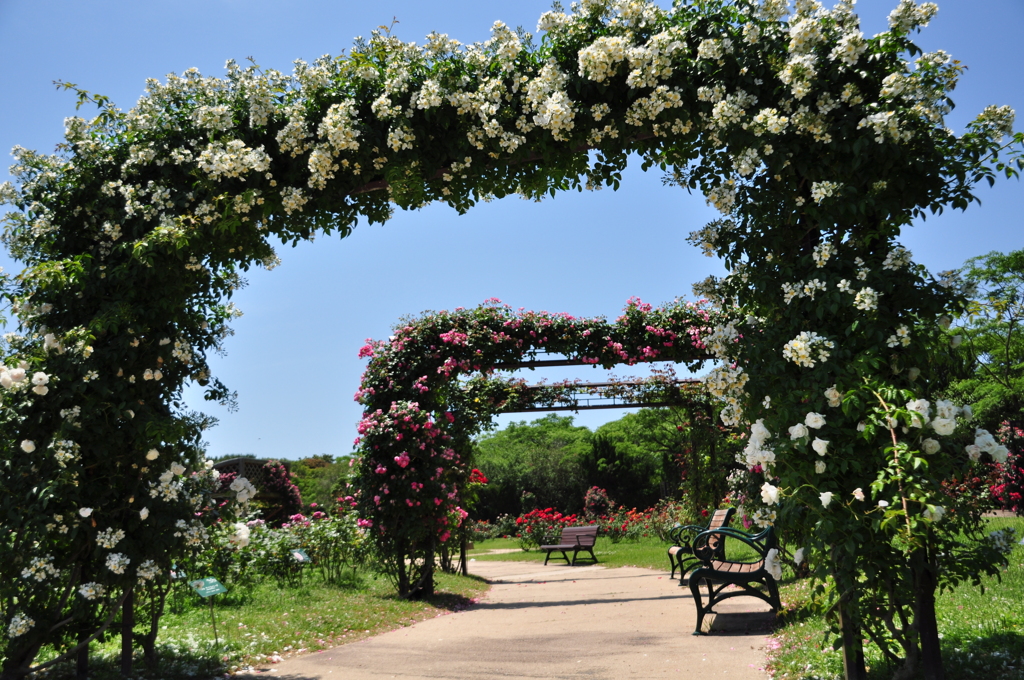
352 401 468 596
583 486 613 518
991 422 1024 514
262 460 303 521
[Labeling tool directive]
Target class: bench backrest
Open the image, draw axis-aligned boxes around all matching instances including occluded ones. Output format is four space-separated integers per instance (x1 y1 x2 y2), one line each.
705 508 735 553
560 525 599 547
708 508 734 531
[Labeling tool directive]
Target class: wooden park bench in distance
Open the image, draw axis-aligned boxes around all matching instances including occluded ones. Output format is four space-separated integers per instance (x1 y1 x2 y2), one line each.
666 507 735 582
540 525 599 566
687 525 781 635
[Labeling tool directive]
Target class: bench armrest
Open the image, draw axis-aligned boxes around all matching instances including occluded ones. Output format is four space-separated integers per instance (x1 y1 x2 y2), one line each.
692 526 776 564
668 523 707 544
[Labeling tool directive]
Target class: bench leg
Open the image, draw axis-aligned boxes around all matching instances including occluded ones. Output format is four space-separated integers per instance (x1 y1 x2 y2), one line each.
689 570 708 635
668 552 677 579
545 550 570 566
765 575 781 611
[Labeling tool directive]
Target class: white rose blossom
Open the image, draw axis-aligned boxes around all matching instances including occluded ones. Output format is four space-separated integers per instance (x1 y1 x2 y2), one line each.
764 548 783 580
782 331 835 367
137 560 160 581
7 613 34 638
106 552 130 574
228 522 251 548
761 482 781 506
906 399 930 427
230 476 257 503
78 582 107 600
805 412 826 429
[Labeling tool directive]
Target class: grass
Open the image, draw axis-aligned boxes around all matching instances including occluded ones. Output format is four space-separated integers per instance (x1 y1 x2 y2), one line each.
468 536 519 551
471 532 762 570
472 535 671 569
765 516 1024 680
32 569 489 680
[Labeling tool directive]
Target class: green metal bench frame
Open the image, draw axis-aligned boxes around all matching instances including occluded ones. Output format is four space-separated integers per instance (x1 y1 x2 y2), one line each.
666 507 735 582
687 525 781 635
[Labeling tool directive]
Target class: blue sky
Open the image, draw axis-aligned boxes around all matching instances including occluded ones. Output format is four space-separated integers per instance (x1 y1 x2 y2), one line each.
1 0 1021 460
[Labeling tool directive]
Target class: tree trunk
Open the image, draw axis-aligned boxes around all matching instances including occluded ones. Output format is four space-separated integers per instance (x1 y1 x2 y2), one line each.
0 642 41 680
837 593 867 680
422 536 436 598
460 532 468 576
396 541 410 597
831 548 867 680
76 630 90 680
142 583 169 670
915 552 945 680
120 586 134 677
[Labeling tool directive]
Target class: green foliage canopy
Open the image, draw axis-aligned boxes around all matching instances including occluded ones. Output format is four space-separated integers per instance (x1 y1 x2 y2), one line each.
947 249 1024 431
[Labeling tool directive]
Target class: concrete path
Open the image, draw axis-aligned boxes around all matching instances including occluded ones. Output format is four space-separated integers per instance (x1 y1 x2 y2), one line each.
239 560 773 679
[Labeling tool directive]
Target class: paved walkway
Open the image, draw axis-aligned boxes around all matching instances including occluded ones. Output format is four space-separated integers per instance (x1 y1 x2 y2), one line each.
239 560 773 679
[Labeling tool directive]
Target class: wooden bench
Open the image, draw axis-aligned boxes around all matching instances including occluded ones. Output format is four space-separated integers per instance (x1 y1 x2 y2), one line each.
687 526 781 635
540 525 599 566
666 507 735 581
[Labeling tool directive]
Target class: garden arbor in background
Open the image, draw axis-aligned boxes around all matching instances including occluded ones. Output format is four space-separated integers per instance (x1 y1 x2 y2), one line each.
352 296 721 595
1 0 1023 678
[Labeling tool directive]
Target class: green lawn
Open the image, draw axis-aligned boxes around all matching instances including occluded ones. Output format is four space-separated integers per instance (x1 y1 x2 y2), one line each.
472 535 672 569
468 536 520 552
35 570 488 679
766 516 1024 680
471 532 762 570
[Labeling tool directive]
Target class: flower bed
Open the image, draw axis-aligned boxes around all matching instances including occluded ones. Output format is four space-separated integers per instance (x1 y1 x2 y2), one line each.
509 498 691 549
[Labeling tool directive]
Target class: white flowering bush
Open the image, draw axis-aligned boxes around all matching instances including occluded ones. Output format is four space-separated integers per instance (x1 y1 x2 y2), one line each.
1 0 1022 675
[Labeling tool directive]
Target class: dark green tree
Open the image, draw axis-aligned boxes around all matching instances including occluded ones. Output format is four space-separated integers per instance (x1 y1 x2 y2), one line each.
473 414 591 518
